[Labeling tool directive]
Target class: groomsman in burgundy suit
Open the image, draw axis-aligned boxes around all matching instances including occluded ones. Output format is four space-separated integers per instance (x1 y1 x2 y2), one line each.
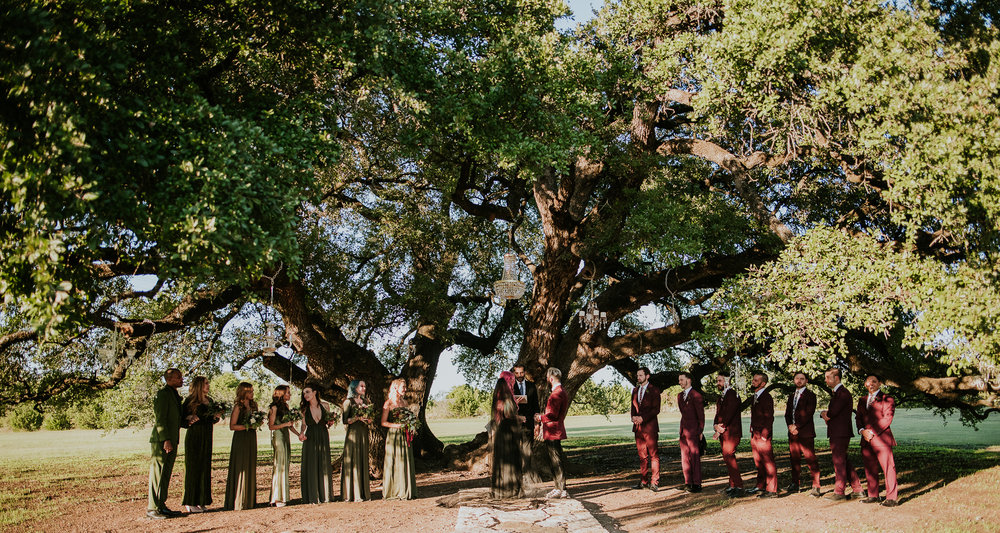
785 372 821 496
749 373 778 498
677 371 704 493
631 367 662 491
713 371 744 496
820 367 862 500
856 374 899 507
535 367 569 499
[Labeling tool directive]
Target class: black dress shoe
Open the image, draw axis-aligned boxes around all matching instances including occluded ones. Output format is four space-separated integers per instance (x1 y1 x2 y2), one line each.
757 491 779 499
632 482 649 490
743 487 760 495
146 510 167 520
825 493 848 501
678 484 692 492
159 507 182 517
689 484 702 493
809 488 822 497
649 484 659 492
784 483 800 493
860 497 880 504
724 487 744 498
881 499 899 507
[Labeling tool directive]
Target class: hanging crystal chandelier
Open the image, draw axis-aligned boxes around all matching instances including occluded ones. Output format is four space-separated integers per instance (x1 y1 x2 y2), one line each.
578 284 608 334
489 253 526 306
262 320 278 355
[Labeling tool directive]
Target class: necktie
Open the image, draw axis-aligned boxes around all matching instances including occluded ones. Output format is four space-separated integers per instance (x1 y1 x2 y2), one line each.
793 391 801 423
683 389 689 401
868 393 875 408
638 386 644 403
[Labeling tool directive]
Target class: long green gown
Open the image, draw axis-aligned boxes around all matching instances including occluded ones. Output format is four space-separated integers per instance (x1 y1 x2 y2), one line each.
224 405 257 511
181 400 214 506
340 400 371 502
300 405 334 503
490 398 523 499
382 409 416 500
269 403 292 504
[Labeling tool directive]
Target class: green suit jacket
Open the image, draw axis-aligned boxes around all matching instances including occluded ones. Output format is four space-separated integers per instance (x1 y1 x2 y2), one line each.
149 386 183 444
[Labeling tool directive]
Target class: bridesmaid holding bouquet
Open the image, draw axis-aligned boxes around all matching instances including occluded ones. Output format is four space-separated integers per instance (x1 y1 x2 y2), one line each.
224 382 258 511
181 376 218 513
381 378 417 500
267 385 300 507
341 380 372 502
299 385 335 504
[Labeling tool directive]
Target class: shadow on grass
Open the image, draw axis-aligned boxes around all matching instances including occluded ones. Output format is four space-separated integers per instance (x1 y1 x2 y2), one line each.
557 437 1000 529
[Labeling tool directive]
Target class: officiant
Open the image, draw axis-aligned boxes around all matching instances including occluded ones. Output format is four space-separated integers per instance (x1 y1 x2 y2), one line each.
511 364 539 470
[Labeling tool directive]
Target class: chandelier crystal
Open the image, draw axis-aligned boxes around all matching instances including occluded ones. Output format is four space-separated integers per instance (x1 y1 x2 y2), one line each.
490 253 526 305
577 281 608 334
578 300 607 334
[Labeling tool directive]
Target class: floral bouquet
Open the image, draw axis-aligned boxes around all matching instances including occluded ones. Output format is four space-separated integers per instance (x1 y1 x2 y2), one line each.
279 409 303 425
247 410 267 431
206 399 232 419
354 402 377 424
390 407 422 445
322 406 340 426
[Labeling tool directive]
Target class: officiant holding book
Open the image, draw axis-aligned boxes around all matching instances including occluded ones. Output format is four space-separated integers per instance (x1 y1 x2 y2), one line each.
512 364 539 472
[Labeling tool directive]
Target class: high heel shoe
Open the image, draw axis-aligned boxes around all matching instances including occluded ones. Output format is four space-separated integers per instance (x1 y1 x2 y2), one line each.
185 505 204 513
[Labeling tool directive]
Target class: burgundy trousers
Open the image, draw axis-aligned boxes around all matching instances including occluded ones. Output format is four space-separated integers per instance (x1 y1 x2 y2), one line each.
720 432 743 487
861 440 898 501
634 430 660 485
751 433 777 492
829 437 862 495
788 434 821 488
678 432 701 485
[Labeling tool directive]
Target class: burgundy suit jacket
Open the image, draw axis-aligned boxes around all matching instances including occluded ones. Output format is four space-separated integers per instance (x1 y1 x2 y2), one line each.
631 384 661 436
540 385 568 441
825 384 855 439
714 388 742 438
750 389 774 439
784 387 817 439
677 388 705 438
855 391 897 447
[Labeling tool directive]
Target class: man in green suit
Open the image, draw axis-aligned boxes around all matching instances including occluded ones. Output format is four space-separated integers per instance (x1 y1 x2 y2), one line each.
147 368 186 519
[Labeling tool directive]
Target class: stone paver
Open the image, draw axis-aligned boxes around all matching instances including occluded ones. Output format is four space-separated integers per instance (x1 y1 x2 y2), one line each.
455 498 607 533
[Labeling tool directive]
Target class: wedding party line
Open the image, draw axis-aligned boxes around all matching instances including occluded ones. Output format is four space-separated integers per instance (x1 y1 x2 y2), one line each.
146 363 900 520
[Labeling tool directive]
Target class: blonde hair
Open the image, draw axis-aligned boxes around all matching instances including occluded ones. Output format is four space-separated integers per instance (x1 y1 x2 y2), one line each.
387 379 406 407
234 382 257 411
184 376 208 415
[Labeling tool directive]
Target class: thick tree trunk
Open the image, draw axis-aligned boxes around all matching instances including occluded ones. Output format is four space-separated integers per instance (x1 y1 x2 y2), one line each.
269 275 449 476
399 323 446 459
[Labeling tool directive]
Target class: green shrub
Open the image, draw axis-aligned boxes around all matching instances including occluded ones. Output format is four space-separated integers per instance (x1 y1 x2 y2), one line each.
568 379 631 417
446 385 490 418
9 403 44 431
43 410 73 430
69 400 105 429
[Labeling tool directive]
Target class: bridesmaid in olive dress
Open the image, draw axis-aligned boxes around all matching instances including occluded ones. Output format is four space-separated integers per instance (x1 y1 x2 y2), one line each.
182 376 218 513
381 378 416 500
298 385 335 503
224 382 258 511
341 379 373 502
267 385 300 507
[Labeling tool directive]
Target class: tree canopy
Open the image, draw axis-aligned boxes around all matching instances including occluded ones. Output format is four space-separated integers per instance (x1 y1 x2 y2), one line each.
2 0 998 438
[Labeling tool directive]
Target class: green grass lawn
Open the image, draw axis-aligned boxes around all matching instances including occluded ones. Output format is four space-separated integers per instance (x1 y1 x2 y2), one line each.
0 408 995 461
